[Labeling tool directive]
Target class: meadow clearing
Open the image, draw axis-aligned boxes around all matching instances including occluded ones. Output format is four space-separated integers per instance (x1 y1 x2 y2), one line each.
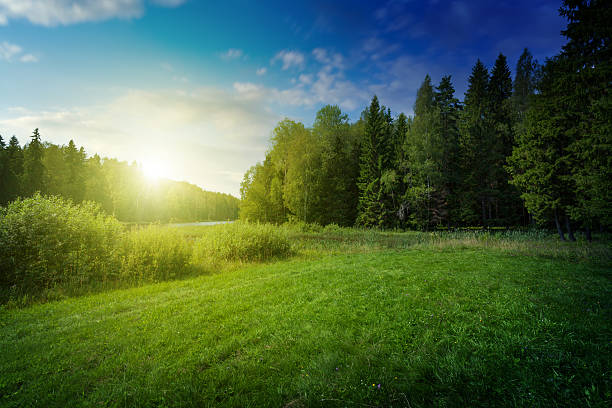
1 200 610 407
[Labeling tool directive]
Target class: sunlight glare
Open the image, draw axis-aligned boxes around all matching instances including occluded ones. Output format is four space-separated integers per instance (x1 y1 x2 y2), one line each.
141 160 169 181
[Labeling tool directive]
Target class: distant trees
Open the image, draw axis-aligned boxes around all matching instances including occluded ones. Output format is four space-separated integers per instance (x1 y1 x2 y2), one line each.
241 107 361 226
241 1 610 238
0 131 240 222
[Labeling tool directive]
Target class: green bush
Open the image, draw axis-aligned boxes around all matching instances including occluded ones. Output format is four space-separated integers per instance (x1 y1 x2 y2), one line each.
193 222 292 264
119 225 193 283
0 194 123 291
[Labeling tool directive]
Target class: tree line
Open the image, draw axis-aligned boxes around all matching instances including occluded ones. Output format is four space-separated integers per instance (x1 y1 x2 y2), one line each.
240 0 610 239
0 130 240 222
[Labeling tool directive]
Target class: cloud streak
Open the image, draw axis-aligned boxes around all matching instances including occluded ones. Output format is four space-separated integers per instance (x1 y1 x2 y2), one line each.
0 0 187 26
0 41 38 63
272 50 305 70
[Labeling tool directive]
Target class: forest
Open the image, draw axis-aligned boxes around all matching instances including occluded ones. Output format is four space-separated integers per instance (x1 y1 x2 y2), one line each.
0 131 240 222
240 2 610 241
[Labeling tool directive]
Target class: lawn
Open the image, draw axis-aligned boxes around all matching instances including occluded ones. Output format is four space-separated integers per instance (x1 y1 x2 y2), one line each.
1 243 610 407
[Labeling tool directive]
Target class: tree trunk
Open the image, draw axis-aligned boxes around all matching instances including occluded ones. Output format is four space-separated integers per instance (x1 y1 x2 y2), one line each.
554 209 565 241
481 198 486 226
585 225 592 242
565 216 576 242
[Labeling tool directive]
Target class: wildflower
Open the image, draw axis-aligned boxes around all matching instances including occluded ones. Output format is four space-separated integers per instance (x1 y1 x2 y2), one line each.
377 384 381 389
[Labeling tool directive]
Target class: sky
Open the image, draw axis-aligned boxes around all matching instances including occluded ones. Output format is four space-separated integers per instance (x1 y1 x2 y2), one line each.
0 0 567 197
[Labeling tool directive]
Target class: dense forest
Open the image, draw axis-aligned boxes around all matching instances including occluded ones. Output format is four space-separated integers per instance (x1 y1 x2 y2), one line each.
240 0 610 240
0 131 240 222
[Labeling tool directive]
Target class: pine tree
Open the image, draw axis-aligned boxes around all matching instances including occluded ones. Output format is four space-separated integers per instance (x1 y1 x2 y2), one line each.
4 136 24 203
513 48 540 123
458 60 492 225
21 129 47 196
404 75 446 229
560 0 612 234
0 135 7 205
507 56 577 240
356 96 384 227
488 53 523 225
64 140 86 202
435 75 461 226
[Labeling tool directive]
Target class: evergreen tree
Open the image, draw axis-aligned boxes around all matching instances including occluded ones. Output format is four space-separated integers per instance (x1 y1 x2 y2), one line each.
560 0 612 234
458 60 492 225
43 143 68 197
404 75 445 229
84 154 113 213
435 75 461 226
356 95 392 228
513 48 540 122
507 56 576 240
21 129 47 196
488 53 523 225
0 135 7 205
392 113 410 226
64 140 86 202
3 136 23 203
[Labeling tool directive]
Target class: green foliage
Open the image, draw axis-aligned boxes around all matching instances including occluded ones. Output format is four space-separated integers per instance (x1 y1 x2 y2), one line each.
192 222 292 263
357 95 396 228
21 128 46 196
118 225 193 284
0 194 123 292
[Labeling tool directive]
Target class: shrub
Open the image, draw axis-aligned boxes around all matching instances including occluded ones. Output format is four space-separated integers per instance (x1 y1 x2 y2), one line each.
193 222 292 264
0 194 123 291
119 225 193 283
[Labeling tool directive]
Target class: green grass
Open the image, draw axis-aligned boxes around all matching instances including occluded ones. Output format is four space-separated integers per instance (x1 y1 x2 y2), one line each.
1 246 611 407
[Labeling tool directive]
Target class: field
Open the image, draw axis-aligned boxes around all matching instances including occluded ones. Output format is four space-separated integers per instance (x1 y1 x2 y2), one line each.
1 226 611 407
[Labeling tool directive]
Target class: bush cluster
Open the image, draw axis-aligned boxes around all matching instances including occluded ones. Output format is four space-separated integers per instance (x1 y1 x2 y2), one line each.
0 196 296 303
0 194 123 290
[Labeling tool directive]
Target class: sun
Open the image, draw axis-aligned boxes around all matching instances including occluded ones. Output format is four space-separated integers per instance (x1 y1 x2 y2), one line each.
141 160 169 181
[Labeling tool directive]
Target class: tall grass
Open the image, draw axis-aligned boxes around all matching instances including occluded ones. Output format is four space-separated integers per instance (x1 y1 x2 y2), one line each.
192 221 292 265
119 225 194 284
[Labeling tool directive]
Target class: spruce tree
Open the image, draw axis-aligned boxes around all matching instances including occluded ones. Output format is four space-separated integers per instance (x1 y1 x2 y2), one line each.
0 135 6 205
488 53 523 225
21 129 47 196
507 56 576 240
357 95 386 228
435 75 461 226
458 60 492 225
560 0 612 233
404 75 446 229
4 136 24 203
64 140 86 202
513 48 540 122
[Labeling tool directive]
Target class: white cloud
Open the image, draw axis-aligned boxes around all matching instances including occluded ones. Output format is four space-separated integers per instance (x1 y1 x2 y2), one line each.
0 0 187 26
0 87 279 196
312 48 344 70
271 50 305 70
0 40 20 61
0 41 37 63
19 53 38 63
220 48 244 60
256 67 267 76
298 74 312 84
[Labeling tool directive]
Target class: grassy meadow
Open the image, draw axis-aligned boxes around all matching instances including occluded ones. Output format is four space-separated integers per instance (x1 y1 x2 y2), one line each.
1 207 611 407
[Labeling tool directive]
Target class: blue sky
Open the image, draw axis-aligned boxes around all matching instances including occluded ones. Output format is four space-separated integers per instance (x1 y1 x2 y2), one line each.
0 0 567 196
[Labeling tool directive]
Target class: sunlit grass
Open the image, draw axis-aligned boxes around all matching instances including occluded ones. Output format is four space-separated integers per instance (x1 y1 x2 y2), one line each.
1 248 610 406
